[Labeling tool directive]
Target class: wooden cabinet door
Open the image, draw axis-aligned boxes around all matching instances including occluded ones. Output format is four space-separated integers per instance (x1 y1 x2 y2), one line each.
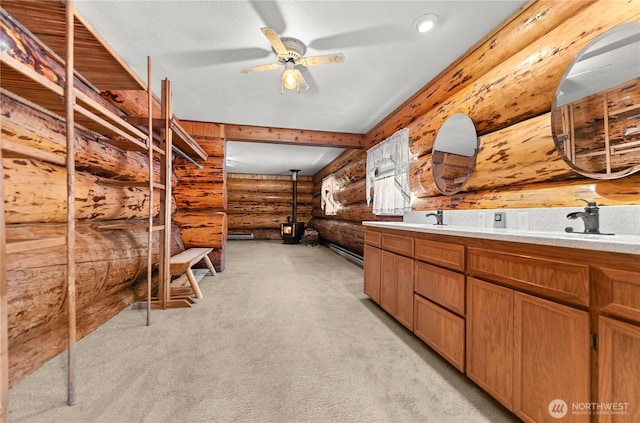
380 251 413 330
380 250 397 317
363 245 381 304
414 294 465 371
598 317 640 423
513 292 590 423
466 277 514 409
395 254 414 331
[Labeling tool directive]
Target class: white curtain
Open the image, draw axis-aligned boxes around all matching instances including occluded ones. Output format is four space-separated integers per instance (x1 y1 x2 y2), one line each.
321 175 339 215
366 128 411 215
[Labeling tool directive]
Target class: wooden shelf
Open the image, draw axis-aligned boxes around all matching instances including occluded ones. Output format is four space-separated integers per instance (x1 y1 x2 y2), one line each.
1 0 145 91
122 116 207 162
6 236 66 255
1 52 147 151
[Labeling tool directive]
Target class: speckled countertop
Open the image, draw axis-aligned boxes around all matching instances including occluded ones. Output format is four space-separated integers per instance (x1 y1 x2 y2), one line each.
363 221 640 255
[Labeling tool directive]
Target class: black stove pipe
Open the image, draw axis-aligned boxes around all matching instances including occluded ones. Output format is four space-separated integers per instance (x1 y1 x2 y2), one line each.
290 169 300 223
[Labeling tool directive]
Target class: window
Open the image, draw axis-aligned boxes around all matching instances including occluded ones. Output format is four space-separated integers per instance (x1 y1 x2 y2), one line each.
366 128 411 215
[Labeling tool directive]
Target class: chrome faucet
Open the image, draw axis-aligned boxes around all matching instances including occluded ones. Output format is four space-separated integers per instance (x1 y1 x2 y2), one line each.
426 207 444 225
565 199 602 234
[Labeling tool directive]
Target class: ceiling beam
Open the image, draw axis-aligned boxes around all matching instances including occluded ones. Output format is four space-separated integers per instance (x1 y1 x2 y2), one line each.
224 124 365 149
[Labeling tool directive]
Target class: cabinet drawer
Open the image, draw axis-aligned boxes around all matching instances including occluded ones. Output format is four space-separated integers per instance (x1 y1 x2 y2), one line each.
381 233 414 258
415 238 465 271
467 247 589 306
414 294 465 372
415 261 465 316
364 230 381 247
597 267 640 324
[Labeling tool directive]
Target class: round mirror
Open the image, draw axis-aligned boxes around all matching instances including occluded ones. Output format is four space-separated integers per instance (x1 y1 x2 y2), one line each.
431 113 478 195
551 22 640 179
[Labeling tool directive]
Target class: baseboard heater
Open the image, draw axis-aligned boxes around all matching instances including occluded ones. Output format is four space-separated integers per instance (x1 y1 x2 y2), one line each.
329 243 364 268
228 234 254 240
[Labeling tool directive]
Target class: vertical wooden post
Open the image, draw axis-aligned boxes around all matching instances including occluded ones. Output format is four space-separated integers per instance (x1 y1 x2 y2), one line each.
158 79 172 308
1 139 9 422
65 0 77 406
603 94 611 175
146 56 153 325
164 80 173 306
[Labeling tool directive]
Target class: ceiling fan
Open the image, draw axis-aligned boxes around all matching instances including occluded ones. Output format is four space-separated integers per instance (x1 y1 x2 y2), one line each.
240 27 345 93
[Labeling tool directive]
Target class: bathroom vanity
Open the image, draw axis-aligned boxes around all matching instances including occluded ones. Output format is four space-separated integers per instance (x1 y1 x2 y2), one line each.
363 221 639 423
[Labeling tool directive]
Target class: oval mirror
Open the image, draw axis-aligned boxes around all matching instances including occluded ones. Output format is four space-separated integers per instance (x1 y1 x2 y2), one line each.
551 22 640 179
431 113 478 195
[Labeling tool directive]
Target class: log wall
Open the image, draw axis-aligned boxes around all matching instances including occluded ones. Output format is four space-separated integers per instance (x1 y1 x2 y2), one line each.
312 0 640 254
173 121 227 271
227 174 313 240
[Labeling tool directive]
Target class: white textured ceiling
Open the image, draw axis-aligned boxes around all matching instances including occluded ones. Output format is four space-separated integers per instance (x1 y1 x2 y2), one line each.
74 0 527 175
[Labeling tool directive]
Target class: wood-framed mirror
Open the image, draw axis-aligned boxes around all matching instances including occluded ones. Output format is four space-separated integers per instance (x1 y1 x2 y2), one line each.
551 22 640 179
431 113 478 195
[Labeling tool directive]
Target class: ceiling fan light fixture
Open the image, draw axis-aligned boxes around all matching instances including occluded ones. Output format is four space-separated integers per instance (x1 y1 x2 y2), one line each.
413 13 439 33
282 61 298 91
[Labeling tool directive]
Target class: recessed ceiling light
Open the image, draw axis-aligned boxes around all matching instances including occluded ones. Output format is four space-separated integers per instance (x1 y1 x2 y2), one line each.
413 13 439 33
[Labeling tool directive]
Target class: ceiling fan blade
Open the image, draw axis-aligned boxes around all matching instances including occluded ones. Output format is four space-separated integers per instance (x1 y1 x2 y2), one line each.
261 27 288 56
240 62 283 74
298 53 345 67
294 69 309 92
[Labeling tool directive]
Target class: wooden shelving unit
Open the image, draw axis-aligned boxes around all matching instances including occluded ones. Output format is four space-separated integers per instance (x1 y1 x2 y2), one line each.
1 0 169 409
1 0 207 410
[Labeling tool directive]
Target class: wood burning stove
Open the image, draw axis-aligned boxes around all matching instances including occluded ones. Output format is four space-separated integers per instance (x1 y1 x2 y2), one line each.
281 169 304 244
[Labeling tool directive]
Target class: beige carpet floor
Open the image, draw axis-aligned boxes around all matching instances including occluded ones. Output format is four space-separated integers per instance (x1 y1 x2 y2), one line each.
8 240 518 423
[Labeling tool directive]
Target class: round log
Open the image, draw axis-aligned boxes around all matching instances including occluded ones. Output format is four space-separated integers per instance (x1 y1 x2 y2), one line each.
463 113 576 192
409 154 433 198
314 148 365 184
410 174 640 211
227 191 312 204
3 158 157 224
174 161 225 183
5 220 163 340
333 179 366 206
173 211 227 248
226 203 312 216
227 178 313 194
100 89 161 118
333 157 366 187
335 202 376 222
174 182 227 211
308 218 365 255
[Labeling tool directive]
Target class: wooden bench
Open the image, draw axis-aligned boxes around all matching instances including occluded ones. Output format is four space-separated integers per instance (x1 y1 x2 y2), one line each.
170 248 217 300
